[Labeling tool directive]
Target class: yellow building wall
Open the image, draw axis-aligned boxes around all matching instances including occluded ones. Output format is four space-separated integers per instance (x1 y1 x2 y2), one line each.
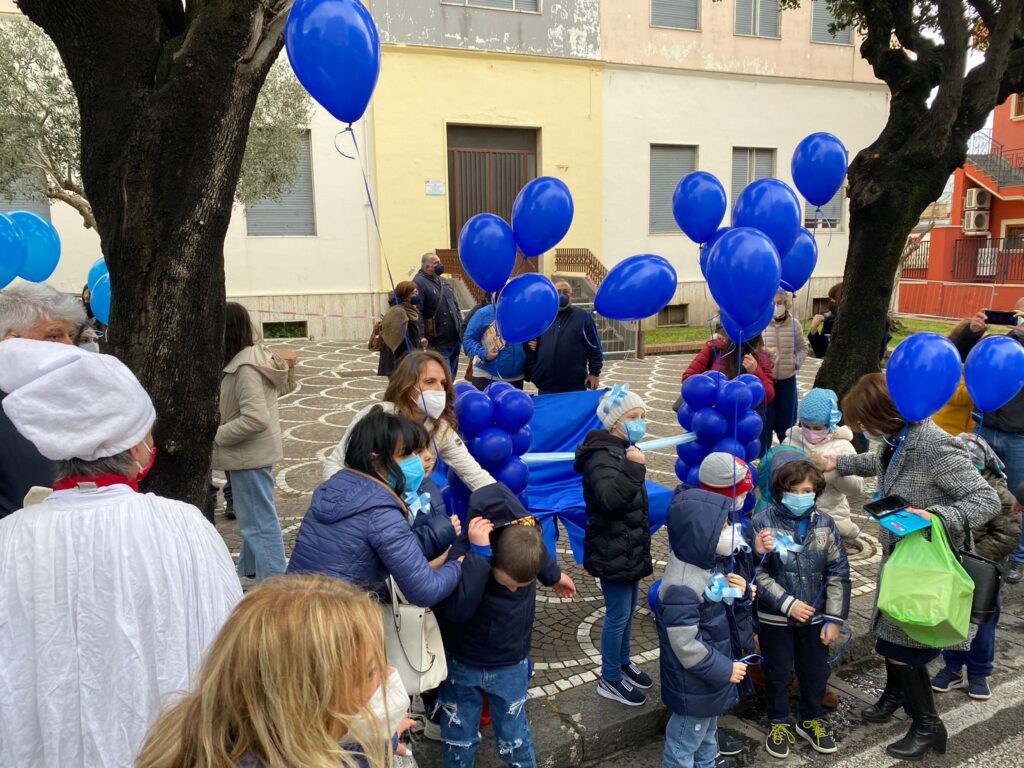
371 46 603 284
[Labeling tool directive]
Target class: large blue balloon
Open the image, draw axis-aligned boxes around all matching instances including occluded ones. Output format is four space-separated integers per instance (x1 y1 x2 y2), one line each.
459 214 517 293
496 274 559 344
721 304 774 344
699 227 731 279
792 133 848 208
686 466 702 488
706 227 781 327
713 437 746 460
91 273 111 325
471 428 514 469
492 388 535 432
780 229 818 293
965 335 1024 413
682 374 719 411
738 373 766 408
677 439 709 467
718 380 753 420
886 333 961 422
511 177 574 257
486 381 516 399
648 579 662 612
87 258 108 292
692 407 729 446
285 0 381 124
494 457 530 495
673 172 727 244
594 254 677 322
454 390 494 434
0 213 26 289
510 425 534 456
732 179 803 258
736 411 764 444
677 403 694 431
10 211 60 282
454 381 478 399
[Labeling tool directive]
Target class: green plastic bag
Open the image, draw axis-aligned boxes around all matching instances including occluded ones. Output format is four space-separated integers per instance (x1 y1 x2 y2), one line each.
877 517 975 647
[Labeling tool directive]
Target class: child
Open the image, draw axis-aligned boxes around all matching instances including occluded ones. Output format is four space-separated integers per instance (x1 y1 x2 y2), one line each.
574 384 654 706
784 389 863 545
656 457 751 768
931 434 1021 701
751 460 850 758
436 484 575 768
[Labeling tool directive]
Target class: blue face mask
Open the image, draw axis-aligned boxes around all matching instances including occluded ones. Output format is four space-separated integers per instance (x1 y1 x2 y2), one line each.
623 418 647 445
409 294 422 306
390 455 425 496
782 491 815 517
558 292 571 309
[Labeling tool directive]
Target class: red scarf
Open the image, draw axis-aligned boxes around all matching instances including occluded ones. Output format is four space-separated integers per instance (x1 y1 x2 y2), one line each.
52 474 139 492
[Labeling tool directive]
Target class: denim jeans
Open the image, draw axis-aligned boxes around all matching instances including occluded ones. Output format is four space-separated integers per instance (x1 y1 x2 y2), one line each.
977 426 1024 562
599 579 640 681
943 591 1001 677
439 657 534 768
662 713 718 768
433 342 461 379
761 375 799 455
229 467 286 582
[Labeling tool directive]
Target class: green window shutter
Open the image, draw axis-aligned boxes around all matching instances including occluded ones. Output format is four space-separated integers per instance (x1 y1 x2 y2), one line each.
650 144 697 233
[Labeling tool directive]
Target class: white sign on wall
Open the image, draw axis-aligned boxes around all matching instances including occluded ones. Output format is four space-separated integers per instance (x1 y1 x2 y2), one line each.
425 181 446 196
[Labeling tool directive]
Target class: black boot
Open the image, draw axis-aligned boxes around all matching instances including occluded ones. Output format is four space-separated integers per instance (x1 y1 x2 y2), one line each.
861 659 906 723
885 665 948 760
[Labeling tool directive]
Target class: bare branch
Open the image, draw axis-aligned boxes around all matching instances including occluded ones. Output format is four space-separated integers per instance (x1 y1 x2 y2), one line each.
237 0 293 74
46 183 96 229
966 0 998 32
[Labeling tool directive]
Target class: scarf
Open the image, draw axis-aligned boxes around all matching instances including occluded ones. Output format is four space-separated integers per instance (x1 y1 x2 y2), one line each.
381 302 420 352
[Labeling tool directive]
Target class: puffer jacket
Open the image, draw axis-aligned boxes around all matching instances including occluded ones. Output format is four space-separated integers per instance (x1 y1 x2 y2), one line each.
462 304 527 382
751 503 850 628
212 344 289 471
409 478 457 561
573 429 653 583
287 469 461 607
656 487 738 718
762 315 807 381
972 469 1021 563
782 425 863 542
681 339 775 405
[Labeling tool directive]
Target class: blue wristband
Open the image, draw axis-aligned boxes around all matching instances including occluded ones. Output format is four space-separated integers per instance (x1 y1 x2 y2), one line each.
471 543 493 558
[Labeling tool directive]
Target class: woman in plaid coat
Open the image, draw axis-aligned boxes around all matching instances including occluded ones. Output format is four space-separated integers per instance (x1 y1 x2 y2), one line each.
817 373 1000 761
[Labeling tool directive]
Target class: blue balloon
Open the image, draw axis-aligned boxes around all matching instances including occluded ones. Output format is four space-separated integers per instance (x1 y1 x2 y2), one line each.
677 439 709 467
748 464 759 491
720 303 775 344
706 371 729 388
792 133 848 208
713 438 746 460
682 374 719 411
718 380 753 420
10 211 60 282
510 425 534 456
965 335 1024 413
494 457 530 495
454 390 494 435
471 428 514 469
594 254 677 322
692 407 729 447
459 213 517 293
738 373 766 408
732 179 803 258
454 381 478 399
511 177 574 257
496 273 559 344
648 579 662 612
677 403 694 431
285 0 381 124
486 381 516 399
886 333 962 422
736 411 764 444
672 171 727 244
492 388 535 432
675 458 690 484
0 213 27 290
686 466 702 488
91 273 111 325
745 440 763 462
699 227 731 279
706 227 781 327
87 258 108 292
780 229 818 293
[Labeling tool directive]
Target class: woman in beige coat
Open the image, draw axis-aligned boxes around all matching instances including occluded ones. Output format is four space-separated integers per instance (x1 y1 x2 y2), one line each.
212 303 289 584
761 290 808 455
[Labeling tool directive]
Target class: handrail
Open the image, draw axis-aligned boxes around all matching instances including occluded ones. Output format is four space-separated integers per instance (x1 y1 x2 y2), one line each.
553 248 607 287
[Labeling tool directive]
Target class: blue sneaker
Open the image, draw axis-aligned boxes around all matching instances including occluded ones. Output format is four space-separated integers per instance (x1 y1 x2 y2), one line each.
621 662 653 690
598 677 646 706
930 667 964 693
967 676 991 701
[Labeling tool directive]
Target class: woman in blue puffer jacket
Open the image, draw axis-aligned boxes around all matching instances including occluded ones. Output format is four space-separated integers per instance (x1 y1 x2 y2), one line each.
288 408 462 607
462 299 526 391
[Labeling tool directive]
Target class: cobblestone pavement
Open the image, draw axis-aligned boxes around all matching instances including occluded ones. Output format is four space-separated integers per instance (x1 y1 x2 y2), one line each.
213 342 882 699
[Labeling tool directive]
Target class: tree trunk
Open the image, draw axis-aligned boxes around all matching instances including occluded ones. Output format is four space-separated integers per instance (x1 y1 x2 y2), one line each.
18 1 287 514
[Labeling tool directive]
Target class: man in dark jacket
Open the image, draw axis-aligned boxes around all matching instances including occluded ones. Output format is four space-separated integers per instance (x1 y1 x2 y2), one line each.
524 281 603 395
0 283 86 518
953 299 1024 582
414 252 463 377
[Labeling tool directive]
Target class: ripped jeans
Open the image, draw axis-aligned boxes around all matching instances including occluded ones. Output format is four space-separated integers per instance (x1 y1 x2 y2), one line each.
439 657 534 768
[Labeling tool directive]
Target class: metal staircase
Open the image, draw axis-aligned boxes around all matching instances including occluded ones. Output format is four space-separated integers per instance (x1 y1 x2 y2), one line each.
966 130 1024 187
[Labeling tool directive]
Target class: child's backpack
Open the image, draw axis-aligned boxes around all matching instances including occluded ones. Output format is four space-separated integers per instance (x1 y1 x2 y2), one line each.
367 314 385 351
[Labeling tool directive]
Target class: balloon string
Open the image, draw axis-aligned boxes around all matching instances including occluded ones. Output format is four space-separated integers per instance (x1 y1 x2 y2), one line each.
814 206 833 248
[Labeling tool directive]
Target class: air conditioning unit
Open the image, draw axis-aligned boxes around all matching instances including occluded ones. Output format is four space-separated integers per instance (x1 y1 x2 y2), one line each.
963 210 991 235
965 188 993 210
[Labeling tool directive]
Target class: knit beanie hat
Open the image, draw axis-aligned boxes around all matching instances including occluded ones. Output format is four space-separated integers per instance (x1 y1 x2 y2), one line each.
798 388 842 431
597 383 646 430
699 452 753 498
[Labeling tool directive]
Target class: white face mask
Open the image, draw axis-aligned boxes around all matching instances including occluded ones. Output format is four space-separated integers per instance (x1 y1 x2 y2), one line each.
343 668 410 748
418 389 446 420
774 304 787 319
862 430 884 442
716 527 738 557
732 493 747 512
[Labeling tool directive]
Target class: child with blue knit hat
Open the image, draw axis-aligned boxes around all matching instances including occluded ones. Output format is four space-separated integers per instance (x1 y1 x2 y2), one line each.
784 389 863 544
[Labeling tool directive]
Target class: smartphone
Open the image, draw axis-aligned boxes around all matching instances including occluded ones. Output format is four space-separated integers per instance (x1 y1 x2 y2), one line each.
985 309 1019 326
863 495 931 536
863 495 910 519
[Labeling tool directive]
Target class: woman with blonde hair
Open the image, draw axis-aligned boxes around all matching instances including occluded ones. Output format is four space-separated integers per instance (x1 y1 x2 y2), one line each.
136 574 406 768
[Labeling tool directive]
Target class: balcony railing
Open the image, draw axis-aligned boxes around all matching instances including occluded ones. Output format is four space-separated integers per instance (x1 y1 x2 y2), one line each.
554 248 608 287
901 240 930 278
952 237 1024 283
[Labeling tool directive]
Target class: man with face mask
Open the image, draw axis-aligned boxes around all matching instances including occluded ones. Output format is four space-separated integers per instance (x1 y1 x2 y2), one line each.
954 297 1024 582
525 280 603 395
414 252 463 376
0 338 241 768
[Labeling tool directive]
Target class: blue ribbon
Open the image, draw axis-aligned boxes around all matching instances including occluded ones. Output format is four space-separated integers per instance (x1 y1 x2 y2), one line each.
738 653 764 666
704 573 744 605
773 533 804 564
602 383 631 415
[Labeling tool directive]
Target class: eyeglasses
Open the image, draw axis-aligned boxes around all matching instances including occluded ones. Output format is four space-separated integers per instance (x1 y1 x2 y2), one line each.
494 515 539 531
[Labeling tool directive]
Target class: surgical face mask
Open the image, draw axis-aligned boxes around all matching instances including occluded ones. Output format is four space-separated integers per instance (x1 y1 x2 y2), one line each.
433 263 445 276
732 492 748 512
558 292 571 309
774 304 787 319
862 429 884 442
622 418 647 445
409 294 422 306
391 454 426 496
802 426 829 445
343 668 410 749
782 491 816 517
418 389 446 420
716 527 738 556
135 439 157 481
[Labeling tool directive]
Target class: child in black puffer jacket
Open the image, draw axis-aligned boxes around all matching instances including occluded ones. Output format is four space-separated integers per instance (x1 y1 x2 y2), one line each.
574 384 653 707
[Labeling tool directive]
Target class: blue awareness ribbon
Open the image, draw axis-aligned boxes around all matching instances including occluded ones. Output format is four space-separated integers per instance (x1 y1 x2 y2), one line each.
704 573 744 605
773 533 805 564
602 383 631 415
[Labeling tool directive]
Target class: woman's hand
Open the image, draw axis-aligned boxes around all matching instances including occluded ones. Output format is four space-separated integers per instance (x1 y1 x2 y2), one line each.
811 454 837 473
486 346 499 361
726 573 747 593
429 547 451 569
449 515 462 537
905 507 932 521
742 354 758 374
809 314 825 334
468 516 494 546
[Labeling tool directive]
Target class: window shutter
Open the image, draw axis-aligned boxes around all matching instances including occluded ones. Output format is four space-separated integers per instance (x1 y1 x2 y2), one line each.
812 0 851 43
649 144 697 233
731 149 752 207
516 0 538 9
246 130 316 237
754 148 775 180
804 189 844 227
0 180 51 222
651 0 700 30
735 0 754 35
473 0 516 8
758 0 779 37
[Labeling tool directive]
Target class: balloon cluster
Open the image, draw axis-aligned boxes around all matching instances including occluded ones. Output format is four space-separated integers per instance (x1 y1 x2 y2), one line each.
448 381 534 516
86 258 111 325
675 372 766 487
0 211 62 290
671 133 848 341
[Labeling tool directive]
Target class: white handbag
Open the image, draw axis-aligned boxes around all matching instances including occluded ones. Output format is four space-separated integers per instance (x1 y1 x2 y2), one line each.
381 577 448 695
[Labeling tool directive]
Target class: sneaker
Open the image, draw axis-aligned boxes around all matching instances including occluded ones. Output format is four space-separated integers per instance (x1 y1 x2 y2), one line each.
765 723 795 759
931 667 964 692
717 730 744 756
225 502 236 521
597 677 646 706
795 719 838 754
621 662 653 690
422 719 442 741
715 757 734 768
967 676 992 701
1006 561 1024 584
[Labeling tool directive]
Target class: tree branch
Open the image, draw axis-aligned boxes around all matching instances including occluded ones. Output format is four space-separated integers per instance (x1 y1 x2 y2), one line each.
958 0 1024 139
966 0 998 32
46 184 96 229
237 0 292 73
